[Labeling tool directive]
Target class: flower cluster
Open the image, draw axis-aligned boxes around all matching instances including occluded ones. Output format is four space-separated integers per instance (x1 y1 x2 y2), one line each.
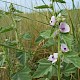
48 14 70 63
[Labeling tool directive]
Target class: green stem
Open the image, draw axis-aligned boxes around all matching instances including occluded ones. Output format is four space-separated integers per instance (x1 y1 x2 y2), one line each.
4 47 11 80
10 13 20 48
58 55 60 80
58 35 60 80
52 1 54 15
15 22 19 43
12 15 19 43
72 0 75 10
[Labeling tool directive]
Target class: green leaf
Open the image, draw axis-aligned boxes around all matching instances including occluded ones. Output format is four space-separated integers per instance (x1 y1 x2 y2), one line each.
33 58 56 78
40 30 53 39
22 33 32 40
15 9 23 13
16 51 29 66
35 36 44 43
63 52 80 68
64 51 78 58
69 57 80 68
62 63 77 76
42 38 55 48
4 40 18 46
12 67 32 80
63 51 78 63
0 25 14 33
52 0 66 3
60 33 73 50
34 5 50 9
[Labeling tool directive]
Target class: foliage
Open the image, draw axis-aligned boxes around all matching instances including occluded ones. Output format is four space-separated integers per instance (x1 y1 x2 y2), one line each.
33 58 57 79
0 0 80 80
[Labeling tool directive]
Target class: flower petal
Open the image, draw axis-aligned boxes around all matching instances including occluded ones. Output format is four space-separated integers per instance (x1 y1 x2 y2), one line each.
48 53 58 63
52 58 57 63
61 43 69 52
48 55 54 62
59 22 70 33
50 16 56 26
53 53 58 59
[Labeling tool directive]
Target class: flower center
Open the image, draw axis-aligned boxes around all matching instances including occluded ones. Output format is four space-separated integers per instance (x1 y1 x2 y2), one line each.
64 48 66 50
61 27 65 30
51 21 52 23
52 56 54 59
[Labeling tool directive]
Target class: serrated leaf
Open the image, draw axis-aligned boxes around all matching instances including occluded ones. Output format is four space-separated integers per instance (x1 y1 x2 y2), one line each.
33 58 56 78
34 5 50 9
12 67 32 80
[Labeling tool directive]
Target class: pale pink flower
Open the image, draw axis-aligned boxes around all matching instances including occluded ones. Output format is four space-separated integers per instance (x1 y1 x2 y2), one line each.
50 16 56 26
61 43 69 52
59 22 70 33
48 53 58 63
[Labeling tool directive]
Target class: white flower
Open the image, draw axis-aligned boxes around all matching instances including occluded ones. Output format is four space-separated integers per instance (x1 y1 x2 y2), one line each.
48 53 58 63
59 22 70 33
50 16 56 26
61 43 69 52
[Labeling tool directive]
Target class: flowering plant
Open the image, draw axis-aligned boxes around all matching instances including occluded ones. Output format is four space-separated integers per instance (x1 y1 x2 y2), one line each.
0 0 80 80
33 0 80 80
33 12 80 80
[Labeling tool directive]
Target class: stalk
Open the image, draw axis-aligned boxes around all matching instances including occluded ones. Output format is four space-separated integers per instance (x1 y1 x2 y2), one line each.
10 13 20 48
3 47 11 80
58 34 60 80
52 0 54 15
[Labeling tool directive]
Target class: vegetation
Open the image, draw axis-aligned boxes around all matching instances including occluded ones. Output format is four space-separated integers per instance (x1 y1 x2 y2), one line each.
0 0 80 80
